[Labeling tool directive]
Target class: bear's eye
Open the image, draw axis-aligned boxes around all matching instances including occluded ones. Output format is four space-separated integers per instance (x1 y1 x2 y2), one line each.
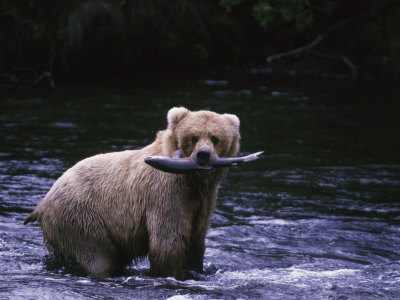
211 136 219 145
191 136 199 144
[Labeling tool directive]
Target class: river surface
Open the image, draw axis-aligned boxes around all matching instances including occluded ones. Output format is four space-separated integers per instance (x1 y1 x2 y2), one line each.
1 76 400 299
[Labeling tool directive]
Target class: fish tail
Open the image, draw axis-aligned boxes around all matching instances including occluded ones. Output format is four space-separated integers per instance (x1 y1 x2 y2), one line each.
243 151 264 162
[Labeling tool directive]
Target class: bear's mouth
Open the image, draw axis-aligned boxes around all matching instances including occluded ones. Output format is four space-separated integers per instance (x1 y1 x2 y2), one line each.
144 150 263 174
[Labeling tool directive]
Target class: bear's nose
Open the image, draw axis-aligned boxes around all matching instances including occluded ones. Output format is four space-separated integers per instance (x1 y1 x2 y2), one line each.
196 150 210 165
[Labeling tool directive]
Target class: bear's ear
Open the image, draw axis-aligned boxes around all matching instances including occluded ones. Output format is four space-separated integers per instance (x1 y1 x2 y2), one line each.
224 113 241 156
167 107 189 129
224 113 240 130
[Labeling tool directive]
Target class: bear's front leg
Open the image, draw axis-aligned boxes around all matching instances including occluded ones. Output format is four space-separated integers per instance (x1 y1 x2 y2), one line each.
148 235 187 280
146 204 192 280
186 237 206 273
185 191 217 274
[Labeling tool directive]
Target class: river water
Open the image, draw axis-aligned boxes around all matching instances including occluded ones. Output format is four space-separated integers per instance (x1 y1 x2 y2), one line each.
1 76 400 299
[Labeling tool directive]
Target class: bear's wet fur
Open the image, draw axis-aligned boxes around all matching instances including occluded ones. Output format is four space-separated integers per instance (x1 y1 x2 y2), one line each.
24 107 240 280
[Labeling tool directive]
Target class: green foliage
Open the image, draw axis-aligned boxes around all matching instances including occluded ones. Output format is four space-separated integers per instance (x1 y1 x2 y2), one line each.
386 7 400 76
0 0 76 71
220 0 313 29
219 0 242 12
0 0 399 79
252 0 313 29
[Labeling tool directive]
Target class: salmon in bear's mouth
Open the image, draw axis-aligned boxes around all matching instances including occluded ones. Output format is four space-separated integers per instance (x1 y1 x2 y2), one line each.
144 150 263 174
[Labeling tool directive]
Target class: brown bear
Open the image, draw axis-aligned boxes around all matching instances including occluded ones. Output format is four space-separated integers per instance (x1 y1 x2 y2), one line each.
24 107 240 280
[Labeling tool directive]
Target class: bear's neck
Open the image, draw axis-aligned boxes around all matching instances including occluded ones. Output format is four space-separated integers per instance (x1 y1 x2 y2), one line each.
183 169 227 191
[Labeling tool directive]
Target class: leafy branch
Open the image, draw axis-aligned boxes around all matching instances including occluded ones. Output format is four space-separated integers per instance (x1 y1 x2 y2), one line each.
266 0 400 78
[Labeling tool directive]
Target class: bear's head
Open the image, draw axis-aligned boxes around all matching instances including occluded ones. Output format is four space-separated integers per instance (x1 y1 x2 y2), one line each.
162 107 240 165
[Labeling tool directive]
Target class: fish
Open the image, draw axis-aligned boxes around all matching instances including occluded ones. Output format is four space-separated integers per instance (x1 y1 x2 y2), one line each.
144 150 264 174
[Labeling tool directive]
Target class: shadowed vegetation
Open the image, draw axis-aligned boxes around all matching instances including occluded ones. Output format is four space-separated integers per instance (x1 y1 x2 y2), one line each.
1 0 399 86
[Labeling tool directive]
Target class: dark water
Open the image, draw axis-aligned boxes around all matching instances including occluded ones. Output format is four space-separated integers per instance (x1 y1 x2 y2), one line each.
1 77 400 299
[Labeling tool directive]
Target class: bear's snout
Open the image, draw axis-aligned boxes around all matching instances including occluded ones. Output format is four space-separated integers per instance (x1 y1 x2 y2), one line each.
196 150 210 165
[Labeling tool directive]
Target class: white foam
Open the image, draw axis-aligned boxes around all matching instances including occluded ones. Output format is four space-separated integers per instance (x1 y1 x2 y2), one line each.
76 279 93 284
167 295 193 300
218 266 359 289
246 216 296 226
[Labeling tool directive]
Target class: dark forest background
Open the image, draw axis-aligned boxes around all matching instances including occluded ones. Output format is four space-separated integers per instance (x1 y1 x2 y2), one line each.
1 0 399 87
